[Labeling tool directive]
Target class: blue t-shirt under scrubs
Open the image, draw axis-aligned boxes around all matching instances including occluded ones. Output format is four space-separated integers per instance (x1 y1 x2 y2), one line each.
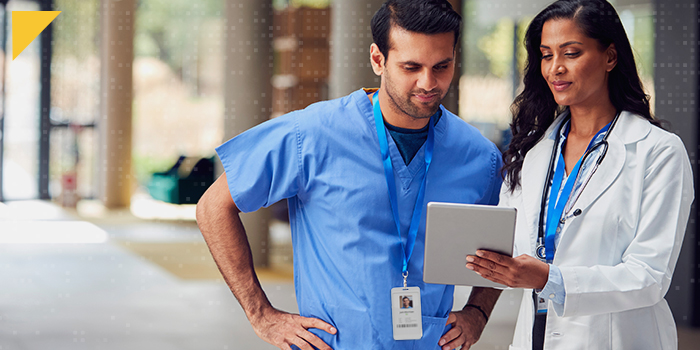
216 88 503 350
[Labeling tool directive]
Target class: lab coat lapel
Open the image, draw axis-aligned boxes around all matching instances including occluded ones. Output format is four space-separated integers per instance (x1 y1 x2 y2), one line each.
568 133 625 215
521 139 552 235
564 112 650 216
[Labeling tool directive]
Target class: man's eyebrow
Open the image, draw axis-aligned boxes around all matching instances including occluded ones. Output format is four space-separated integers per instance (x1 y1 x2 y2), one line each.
397 58 454 66
398 60 422 66
540 41 584 49
434 58 454 65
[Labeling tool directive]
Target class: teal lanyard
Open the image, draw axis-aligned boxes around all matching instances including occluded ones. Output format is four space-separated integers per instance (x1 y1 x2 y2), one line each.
372 91 436 279
544 121 611 262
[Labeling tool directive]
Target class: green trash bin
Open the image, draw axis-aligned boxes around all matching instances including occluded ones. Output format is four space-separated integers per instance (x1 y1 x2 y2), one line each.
147 156 215 204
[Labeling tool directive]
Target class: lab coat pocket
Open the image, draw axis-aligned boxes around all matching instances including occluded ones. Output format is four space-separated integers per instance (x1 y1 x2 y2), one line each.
411 314 449 350
546 314 611 350
611 307 664 349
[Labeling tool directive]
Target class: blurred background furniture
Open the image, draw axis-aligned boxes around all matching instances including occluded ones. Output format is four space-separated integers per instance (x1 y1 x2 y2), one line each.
147 156 215 205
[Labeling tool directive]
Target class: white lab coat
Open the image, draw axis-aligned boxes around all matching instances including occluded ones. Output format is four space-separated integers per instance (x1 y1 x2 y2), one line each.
501 111 694 350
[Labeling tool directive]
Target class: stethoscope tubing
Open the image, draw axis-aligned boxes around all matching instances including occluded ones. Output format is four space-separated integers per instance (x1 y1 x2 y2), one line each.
536 111 621 257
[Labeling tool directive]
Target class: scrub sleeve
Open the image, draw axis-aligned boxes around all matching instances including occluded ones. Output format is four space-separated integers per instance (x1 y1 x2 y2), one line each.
215 113 301 213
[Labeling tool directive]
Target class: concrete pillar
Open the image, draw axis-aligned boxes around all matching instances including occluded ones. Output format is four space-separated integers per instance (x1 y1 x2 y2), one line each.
654 0 698 327
224 0 274 267
99 0 135 209
329 0 384 99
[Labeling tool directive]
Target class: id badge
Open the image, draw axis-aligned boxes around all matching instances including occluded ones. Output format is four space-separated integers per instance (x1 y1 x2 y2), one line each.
391 286 423 340
536 294 548 314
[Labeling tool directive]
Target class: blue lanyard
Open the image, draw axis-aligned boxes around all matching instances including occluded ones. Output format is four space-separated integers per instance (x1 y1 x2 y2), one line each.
372 91 436 276
544 121 611 261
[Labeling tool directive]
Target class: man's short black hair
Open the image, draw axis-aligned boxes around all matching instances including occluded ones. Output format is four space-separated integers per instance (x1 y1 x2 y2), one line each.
371 0 462 60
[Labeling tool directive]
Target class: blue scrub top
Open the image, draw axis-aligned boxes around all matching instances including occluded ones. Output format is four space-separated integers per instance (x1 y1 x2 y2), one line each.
216 88 502 350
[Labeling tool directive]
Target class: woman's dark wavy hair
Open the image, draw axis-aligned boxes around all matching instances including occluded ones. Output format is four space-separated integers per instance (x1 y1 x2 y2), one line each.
503 0 660 192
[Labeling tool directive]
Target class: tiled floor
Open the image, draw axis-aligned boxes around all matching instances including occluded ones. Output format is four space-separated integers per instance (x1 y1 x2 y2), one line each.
1 200 698 349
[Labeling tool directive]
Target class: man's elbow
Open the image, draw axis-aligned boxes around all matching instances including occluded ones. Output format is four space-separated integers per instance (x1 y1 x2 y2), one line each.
196 179 224 227
196 174 239 228
196 192 208 224
196 189 213 230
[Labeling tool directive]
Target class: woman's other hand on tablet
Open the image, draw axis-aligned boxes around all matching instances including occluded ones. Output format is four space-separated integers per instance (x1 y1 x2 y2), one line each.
466 251 549 289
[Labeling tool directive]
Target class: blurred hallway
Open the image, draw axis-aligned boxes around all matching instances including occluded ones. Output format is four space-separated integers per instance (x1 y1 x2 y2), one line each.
0 200 293 350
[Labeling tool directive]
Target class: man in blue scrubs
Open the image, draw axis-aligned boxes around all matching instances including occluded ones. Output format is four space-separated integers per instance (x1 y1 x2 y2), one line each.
197 1 503 349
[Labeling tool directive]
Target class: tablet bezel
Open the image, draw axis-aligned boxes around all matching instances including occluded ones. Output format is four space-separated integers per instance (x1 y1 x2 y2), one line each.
423 202 517 288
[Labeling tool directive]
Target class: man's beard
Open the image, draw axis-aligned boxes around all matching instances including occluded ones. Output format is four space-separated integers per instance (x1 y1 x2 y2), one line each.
384 72 445 120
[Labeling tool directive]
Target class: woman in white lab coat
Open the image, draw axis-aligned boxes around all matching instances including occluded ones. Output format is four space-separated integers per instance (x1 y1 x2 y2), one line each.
465 0 694 349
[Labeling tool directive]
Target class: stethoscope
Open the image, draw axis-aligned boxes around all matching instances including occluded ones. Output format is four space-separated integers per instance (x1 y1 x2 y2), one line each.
535 111 621 260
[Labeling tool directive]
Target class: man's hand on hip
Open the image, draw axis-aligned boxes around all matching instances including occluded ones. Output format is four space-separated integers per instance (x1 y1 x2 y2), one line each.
251 307 337 350
437 308 487 350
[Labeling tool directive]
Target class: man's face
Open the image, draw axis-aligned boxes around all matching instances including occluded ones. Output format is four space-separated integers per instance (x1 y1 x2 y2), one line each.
374 26 455 121
402 297 410 307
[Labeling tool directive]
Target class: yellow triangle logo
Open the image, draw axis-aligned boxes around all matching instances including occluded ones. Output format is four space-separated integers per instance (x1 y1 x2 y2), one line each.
12 11 61 60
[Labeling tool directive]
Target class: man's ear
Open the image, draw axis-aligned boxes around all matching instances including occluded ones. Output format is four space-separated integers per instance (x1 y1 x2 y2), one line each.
370 43 385 76
605 43 617 72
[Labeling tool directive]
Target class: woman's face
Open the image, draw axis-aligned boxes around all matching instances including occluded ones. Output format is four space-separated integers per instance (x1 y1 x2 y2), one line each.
539 18 617 109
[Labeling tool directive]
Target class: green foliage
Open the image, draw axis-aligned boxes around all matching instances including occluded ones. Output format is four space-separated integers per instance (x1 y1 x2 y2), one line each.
274 0 330 10
462 0 492 75
477 18 514 79
132 153 179 185
515 17 530 78
291 0 330 8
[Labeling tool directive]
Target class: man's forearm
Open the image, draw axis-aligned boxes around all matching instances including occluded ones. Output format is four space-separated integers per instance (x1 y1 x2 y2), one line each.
197 175 336 349
441 287 503 348
196 176 272 323
464 287 502 320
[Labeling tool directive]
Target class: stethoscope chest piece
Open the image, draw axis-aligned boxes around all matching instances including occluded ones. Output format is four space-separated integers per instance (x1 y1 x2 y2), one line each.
536 244 546 260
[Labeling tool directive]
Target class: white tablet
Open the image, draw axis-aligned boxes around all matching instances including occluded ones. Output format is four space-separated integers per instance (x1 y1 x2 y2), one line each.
423 202 517 288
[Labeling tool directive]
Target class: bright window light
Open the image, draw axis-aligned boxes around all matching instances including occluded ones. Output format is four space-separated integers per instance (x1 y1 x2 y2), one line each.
0 221 108 244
